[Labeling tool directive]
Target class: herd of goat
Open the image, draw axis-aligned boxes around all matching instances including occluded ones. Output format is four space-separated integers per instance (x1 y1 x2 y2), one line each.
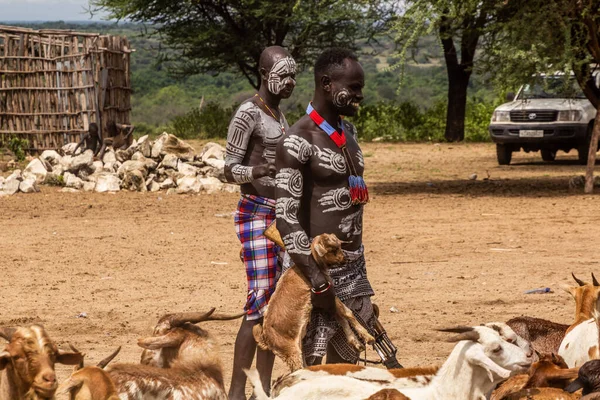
5 255 600 399
2 272 600 399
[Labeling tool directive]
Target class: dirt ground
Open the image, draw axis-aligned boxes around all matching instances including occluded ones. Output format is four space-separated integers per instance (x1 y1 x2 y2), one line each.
2 142 600 398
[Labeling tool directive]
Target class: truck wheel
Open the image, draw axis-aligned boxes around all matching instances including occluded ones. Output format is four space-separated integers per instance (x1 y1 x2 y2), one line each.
496 144 512 165
541 149 556 162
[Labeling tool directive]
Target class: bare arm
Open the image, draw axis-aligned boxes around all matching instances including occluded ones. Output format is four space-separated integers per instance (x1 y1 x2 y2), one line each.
224 103 272 184
73 133 90 155
275 133 328 289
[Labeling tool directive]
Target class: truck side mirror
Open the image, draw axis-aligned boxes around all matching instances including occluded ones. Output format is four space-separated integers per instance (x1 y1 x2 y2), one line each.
506 92 515 102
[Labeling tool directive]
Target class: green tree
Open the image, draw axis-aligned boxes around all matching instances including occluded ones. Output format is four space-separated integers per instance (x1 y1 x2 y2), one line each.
393 0 505 142
90 0 395 89
479 0 600 192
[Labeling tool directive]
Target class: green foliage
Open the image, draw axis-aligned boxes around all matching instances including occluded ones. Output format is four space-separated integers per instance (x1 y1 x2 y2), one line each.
348 99 493 142
45 174 65 187
7 136 29 161
90 0 396 89
170 102 238 139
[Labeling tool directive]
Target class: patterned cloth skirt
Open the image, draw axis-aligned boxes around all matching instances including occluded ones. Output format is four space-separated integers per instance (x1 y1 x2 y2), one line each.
234 194 282 320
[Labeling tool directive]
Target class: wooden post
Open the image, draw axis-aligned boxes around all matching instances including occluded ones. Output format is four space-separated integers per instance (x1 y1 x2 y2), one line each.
585 107 600 193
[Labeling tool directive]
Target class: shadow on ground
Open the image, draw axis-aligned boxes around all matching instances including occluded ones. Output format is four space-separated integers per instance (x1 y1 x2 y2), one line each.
371 176 594 198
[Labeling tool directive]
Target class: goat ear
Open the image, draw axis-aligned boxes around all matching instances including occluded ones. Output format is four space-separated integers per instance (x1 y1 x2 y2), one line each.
466 345 511 382
138 332 183 350
560 284 576 298
314 242 328 258
57 350 84 366
438 326 480 343
0 351 11 370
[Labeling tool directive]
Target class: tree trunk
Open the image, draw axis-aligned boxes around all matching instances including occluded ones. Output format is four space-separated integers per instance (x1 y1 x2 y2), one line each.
445 68 471 142
584 107 600 193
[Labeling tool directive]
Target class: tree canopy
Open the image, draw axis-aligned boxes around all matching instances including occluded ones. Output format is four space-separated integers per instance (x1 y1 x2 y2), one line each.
90 0 396 89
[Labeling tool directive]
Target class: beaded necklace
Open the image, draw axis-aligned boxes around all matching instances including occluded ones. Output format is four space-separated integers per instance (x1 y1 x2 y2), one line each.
306 102 368 205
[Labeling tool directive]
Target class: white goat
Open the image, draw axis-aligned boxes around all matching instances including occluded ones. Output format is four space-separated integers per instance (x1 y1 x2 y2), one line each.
246 325 533 400
267 322 533 396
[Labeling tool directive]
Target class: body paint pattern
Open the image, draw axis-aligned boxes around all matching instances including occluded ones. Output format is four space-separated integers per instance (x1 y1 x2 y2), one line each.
268 57 297 95
276 197 300 225
276 167 303 197
314 147 346 173
318 187 352 213
282 231 311 255
283 135 313 163
225 102 286 185
339 209 363 238
333 88 351 108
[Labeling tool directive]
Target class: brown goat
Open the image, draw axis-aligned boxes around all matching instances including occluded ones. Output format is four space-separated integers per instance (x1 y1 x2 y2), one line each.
491 353 578 400
501 387 579 399
106 308 243 400
252 233 375 372
57 346 121 400
507 316 569 355
365 388 411 400
0 325 83 400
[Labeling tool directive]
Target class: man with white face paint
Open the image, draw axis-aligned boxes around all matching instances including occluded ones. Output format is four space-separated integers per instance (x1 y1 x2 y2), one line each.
274 48 403 368
225 46 296 400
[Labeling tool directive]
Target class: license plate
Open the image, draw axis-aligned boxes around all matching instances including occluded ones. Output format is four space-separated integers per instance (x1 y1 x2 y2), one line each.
519 130 544 138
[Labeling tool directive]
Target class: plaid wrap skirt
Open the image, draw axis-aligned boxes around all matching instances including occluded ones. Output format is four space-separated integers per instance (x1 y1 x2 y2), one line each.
234 194 281 320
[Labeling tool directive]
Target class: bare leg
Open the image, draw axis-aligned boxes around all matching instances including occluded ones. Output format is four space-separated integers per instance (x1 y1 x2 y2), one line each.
256 346 275 394
229 316 272 400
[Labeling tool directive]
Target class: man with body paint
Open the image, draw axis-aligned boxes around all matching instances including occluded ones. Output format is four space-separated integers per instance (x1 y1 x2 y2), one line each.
224 46 296 399
275 48 402 367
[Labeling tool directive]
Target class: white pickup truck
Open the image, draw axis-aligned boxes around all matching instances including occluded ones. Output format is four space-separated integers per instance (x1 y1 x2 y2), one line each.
488 74 598 165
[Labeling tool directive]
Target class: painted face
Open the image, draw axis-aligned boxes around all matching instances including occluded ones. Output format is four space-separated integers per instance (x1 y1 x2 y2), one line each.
329 59 365 116
267 56 297 97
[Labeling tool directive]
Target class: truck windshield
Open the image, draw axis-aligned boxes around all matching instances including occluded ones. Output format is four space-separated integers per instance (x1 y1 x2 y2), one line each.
519 77 587 100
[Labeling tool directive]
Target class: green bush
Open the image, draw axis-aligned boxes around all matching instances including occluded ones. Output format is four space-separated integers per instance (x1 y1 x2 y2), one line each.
170 101 238 139
8 136 29 161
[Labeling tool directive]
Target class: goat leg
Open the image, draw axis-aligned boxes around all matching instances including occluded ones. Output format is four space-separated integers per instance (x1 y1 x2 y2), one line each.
334 298 375 352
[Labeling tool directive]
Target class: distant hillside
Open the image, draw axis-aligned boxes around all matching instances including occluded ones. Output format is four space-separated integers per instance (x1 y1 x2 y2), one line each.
3 21 498 131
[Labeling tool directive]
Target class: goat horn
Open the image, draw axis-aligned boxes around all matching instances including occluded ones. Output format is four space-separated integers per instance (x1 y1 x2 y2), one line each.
97 346 121 369
572 273 585 286
592 273 600 287
167 308 217 327
0 327 16 342
438 326 480 343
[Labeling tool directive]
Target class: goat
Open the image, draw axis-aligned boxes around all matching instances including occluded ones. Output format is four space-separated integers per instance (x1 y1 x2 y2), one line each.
564 359 600 397
501 387 579 399
56 346 121 400
106 308 244 400
490 353 579 400
558 273 600 367
365 389 410 399
246 325 533 400
506 316 569 356
0 325 83 400
252 233 375 372
267 321 532 396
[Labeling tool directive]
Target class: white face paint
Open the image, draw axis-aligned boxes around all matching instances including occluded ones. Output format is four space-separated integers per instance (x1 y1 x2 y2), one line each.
333 88 351 108
267 56 297 95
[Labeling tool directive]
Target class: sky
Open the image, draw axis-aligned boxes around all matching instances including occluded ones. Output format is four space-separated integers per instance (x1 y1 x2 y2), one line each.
0 0 111 21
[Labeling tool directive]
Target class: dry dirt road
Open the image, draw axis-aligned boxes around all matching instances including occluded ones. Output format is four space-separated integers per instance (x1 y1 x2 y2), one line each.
1 142 599 398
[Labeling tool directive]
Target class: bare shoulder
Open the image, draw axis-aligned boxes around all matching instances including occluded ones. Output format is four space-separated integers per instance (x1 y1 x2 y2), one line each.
233 98 260 118
287 115 317 143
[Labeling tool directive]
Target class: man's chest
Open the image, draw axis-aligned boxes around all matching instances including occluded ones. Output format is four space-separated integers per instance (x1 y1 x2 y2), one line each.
308 136 365 183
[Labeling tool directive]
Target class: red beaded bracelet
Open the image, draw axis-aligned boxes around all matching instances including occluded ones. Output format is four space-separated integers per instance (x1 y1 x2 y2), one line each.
311 282 331 294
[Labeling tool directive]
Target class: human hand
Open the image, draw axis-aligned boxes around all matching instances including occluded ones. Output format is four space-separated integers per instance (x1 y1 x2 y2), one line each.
310 272 336 315
253 163 276 179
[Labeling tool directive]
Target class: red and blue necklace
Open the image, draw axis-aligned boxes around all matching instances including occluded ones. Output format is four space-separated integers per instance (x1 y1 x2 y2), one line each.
306 102 369 205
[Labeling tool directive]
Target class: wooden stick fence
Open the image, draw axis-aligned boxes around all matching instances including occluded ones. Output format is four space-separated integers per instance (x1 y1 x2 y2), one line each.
0 25 132 152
